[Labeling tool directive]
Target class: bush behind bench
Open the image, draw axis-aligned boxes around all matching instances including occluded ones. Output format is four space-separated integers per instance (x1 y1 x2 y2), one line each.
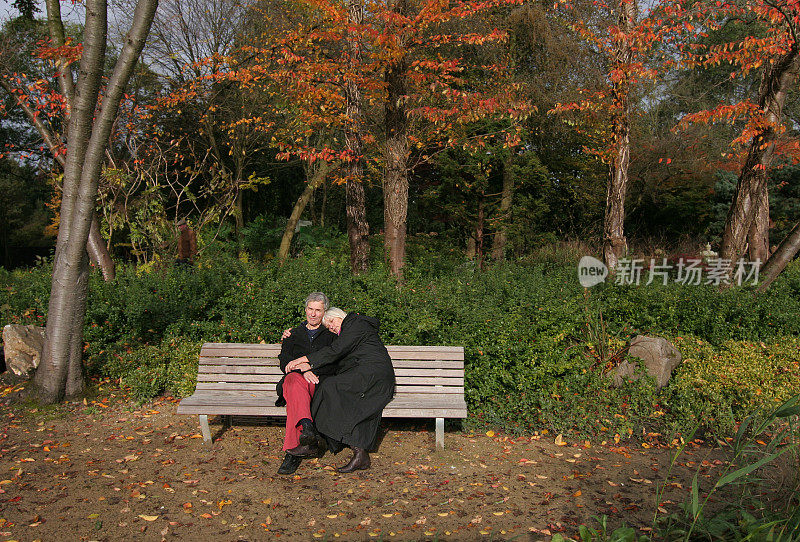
2 242 799 439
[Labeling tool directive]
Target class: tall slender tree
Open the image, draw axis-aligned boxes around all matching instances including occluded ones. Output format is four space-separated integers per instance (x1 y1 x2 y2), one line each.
551 0 683 270
344 0 371 274
33 0 158 403
383 0 411 278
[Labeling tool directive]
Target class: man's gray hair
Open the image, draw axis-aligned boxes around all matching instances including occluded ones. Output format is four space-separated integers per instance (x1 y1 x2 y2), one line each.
323 307 347 322
305 292 330 310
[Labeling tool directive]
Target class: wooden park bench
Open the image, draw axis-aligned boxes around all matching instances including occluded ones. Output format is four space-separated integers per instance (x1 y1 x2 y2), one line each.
177 343 467 449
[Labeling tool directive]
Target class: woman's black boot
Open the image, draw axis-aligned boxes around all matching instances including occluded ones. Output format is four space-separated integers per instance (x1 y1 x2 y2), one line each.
336 447 370 473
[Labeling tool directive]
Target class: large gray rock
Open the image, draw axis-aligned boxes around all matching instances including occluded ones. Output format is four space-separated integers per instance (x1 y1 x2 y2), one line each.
2 324 46 376
613 335 682 389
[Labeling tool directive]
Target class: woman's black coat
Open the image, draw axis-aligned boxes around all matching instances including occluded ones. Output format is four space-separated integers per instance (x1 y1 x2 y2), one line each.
274 323 336 407
307 313 396 450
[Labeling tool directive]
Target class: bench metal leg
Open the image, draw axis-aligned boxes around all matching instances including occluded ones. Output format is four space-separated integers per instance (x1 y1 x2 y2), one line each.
223 415 233 428
435 418 444 450
199 415 212 443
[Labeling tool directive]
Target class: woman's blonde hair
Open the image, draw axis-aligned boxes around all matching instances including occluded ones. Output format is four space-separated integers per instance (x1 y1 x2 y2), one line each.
323 307 347 322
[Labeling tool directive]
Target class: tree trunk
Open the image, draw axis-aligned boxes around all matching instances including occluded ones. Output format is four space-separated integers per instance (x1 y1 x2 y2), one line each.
346 180 370 274
756 221 800 293
234 191 244 234
344 0 370 274
603 0 637 273
720 51 800 269
383 0 410 280
44 0 76 111
35 0 109 403
320 179 327 228
491 154 514 261
747 183 770 262
277 161 333 265
87 212 115 281
476 193 485 271
34 0 158 403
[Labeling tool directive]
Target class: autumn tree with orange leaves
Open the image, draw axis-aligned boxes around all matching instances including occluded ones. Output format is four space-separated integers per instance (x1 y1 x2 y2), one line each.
674 0 800 289
378 0 528 277
218 0 528 275
551 0 688 271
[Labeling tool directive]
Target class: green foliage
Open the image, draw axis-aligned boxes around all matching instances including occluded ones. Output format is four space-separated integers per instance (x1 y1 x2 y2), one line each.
665 337 800 438
104 337 201 402
3 242 800 426
0 159 54 268
239 214 283 259
0 258 51 325
552 515 650 542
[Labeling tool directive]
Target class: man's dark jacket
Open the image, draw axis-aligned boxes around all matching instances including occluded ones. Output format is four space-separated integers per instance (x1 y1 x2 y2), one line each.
274 323 337 407
307 313 396 449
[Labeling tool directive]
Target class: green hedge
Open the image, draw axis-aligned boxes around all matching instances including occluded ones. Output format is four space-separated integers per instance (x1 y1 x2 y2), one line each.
2 242 799 435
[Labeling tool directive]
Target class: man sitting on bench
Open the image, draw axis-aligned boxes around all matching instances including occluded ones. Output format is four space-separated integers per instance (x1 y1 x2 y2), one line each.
275 292 338 475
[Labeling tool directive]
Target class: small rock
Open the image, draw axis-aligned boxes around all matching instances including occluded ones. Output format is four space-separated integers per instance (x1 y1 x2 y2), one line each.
613 335 682 389
2 324 46 376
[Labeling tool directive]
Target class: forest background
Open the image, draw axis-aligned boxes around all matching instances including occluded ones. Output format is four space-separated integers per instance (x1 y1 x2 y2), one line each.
1 0 800 434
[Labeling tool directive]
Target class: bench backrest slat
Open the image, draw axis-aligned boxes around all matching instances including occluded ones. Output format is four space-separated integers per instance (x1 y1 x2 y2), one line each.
194 343 464 396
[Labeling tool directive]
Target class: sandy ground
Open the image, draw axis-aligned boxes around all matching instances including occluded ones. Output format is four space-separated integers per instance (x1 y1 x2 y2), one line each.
0 380 758 542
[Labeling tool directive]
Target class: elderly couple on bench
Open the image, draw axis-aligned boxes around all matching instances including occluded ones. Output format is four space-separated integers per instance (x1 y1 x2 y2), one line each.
276 292 396 476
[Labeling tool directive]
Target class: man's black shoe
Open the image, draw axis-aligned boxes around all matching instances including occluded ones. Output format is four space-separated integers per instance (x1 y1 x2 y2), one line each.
277 453 301 475
286 444 319 458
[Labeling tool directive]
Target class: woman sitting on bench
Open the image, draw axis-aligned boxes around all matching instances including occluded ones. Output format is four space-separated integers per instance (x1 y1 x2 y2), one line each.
285 308 396 473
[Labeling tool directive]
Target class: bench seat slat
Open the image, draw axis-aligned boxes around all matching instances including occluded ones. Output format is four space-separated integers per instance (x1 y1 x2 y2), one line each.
197 367 464 378
198 358 465 370
196 375 465 386
199 357 280 365
181 392 466 406
178 405 468 417
194 383 465 394
197 374 284 383
196 383 276 391
199 366 280 374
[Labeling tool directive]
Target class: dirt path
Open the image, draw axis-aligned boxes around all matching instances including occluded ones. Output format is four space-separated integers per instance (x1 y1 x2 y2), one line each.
0 384 734 541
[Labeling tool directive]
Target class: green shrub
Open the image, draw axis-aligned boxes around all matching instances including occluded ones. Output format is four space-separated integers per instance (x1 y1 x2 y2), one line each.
3 242 800 436
664 336 800 437
105 337 201 402
0 261 52 326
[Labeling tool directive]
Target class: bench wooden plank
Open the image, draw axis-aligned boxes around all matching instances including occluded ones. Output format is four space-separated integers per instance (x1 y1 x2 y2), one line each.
178 395 467 417
196 374 465 386
194 383 465 394
197 374 284 383
180 392 466 408
200 344 464 360
198 366 466 378
199 357 280 365
179 405 468 418
195 383 275 391
198 359 465 372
